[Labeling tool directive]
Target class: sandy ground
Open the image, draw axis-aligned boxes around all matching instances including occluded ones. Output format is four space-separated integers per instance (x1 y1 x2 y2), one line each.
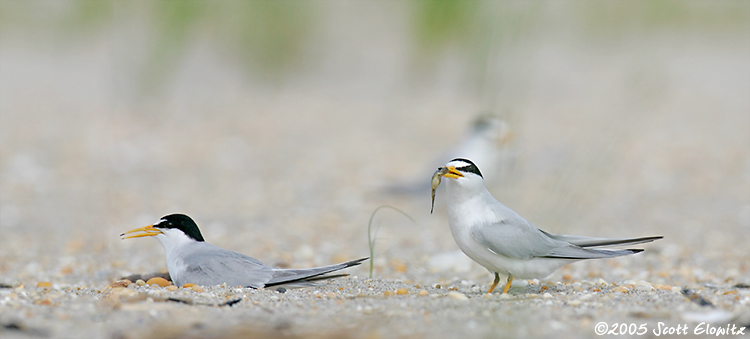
1 2 749 338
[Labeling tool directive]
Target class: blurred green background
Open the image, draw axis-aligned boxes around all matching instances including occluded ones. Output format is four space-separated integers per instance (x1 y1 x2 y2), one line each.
0 1 748 284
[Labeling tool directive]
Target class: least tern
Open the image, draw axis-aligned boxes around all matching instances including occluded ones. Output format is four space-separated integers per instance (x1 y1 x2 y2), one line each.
433 158 662 294
121 214 367 288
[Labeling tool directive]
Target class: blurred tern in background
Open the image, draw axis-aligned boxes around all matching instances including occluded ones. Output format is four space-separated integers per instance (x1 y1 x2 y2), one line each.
386 116 515 196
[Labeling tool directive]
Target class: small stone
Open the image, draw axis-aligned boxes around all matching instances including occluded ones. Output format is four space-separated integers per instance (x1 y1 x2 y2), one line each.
483 293 493 299
448 291 469 301
107 287 146 303
396 288 408 295
579 294 594 301
327 292 337 298
572 282 583 291
542 293 553 299
498 293 512 300
190 285 204 293
36 282 52 288
146 277 170 287
165 285 178 291
569 300 582 306
596 279 608 286
111 279 132 288
383 291 394 296
135 279 146 286
612 286 629 293
418 290 429 297
654 284 672 291
635 283 653 292
671 286 682 293
182 283 195 288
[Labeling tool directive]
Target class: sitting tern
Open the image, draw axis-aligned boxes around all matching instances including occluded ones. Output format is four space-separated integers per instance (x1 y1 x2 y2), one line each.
432 158 662 294
121 214 367 288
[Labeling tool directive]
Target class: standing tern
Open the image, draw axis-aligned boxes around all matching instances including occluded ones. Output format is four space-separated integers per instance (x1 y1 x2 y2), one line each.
121 214 367 288
432 158 662 294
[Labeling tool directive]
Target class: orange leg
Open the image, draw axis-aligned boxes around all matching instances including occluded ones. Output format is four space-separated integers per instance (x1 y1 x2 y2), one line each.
501 274 514 294
486 273 501 294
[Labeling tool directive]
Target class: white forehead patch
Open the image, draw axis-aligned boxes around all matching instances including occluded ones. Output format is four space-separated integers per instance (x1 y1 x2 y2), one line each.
154 218 167 226
447 159 473 168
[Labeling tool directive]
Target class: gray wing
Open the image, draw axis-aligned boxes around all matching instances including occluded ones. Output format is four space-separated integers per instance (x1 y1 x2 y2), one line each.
266 258 368 287
180 244 274 288
541 231 663 248
470 206 645 260
470 217 566 259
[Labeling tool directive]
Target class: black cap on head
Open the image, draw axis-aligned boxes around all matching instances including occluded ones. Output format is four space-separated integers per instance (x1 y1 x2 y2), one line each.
154 214 205 242
450 158 483 178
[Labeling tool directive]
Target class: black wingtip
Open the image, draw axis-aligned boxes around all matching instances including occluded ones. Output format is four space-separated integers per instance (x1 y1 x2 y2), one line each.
346 257 369 266
628 249 645 254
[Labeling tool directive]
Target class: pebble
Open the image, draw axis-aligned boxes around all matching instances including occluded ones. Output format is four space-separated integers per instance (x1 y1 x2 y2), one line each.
653 284 672 291
396 289 408 295
107 287 146 303
165 285 178 291
612 286 628 293
569 300 582 306
634 283 653 292
111 280 132 288
447 291 469 301
542 293 552 299
36 282 52 288
418 290 429 297
572 282 583 291
135 279 146 286
498 293 512 300
146 277 170 287
190 285 204 293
